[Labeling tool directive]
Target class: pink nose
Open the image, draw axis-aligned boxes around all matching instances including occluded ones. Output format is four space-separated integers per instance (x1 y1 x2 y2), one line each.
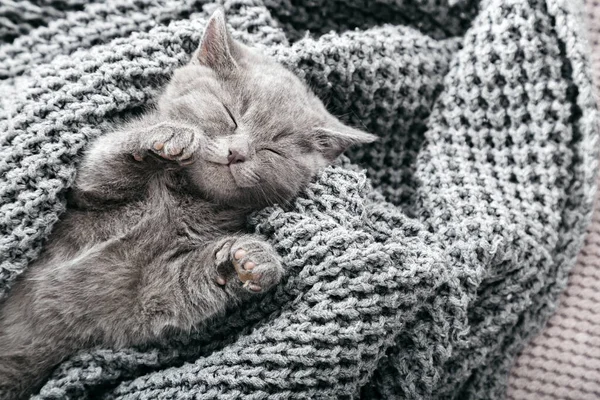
227 149 246 164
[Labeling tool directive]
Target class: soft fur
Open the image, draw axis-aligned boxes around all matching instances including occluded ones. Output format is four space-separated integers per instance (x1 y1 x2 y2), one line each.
0 10 375 400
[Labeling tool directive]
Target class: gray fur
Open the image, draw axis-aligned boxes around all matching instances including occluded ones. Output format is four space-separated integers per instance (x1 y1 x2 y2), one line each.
0 10 375 400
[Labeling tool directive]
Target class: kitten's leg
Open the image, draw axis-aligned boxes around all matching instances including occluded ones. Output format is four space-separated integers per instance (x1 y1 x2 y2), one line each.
111 234 284 337
159 235 283 329
179 235 284 321
71 121 202 207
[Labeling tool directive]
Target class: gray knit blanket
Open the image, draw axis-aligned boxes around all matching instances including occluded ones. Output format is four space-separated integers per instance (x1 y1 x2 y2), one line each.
0 0 597 399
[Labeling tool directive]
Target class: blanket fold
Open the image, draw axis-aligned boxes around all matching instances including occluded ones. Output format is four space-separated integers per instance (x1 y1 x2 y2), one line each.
0 0 597 398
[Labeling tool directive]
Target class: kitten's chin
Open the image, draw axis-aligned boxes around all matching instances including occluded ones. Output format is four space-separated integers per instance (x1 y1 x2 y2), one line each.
206 186 285 209
189 160 307 209
204 181 296 209
188 163 273 208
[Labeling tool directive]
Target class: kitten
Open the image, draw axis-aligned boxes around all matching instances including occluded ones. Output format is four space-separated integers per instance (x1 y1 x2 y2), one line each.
0 10 375 400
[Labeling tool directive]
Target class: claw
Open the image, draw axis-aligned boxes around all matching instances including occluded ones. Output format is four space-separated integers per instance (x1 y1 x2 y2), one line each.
179 157 195 166
243 282 262 292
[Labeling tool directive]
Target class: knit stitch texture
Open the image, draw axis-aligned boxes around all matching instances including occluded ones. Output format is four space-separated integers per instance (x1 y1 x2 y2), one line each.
0 0 598 399
505 1 600 398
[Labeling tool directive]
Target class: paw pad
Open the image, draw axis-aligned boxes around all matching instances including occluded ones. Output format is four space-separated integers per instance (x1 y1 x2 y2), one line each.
232 249 262 292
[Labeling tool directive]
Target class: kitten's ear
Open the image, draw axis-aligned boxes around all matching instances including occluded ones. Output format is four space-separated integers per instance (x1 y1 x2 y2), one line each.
195 9 241 72
315 122 377 161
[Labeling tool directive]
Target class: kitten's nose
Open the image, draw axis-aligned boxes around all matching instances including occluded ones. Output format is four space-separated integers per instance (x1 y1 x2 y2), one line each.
227 149 246 164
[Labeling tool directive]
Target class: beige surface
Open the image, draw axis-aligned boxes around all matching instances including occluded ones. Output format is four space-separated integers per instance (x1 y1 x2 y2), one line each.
505 2 600 399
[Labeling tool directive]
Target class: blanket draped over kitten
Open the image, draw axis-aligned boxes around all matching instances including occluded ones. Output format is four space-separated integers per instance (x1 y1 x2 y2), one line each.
0 10 375 399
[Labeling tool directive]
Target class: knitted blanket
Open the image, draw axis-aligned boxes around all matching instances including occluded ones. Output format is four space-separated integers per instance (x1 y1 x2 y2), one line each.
0 0 597 399
506 2 600 398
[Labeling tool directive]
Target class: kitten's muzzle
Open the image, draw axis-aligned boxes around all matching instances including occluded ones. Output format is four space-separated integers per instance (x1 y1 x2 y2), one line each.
227 148 259 187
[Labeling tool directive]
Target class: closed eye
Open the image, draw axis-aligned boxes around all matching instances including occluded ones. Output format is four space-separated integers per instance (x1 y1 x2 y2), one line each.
223 104 238 129
262 148 283 157
272 130 292 142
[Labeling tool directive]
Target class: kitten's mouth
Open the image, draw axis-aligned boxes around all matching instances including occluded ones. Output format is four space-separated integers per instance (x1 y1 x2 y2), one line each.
229 163 260 188
205 160 260 188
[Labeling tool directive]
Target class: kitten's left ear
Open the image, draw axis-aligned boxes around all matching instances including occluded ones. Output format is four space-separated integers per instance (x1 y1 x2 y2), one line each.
315 122 377 161
195 9 242 72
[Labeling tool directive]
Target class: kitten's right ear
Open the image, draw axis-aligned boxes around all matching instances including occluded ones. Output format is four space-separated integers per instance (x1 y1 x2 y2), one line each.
314 122 377 161
195 9 240 73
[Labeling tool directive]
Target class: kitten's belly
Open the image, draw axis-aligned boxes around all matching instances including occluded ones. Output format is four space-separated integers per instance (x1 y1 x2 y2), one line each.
48 203 154 256
37 198 244 268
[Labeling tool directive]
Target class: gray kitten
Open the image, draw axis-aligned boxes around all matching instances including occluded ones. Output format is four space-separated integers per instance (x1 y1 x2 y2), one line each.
0 10 375 400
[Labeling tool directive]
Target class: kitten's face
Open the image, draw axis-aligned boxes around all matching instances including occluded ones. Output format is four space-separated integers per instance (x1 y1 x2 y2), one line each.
156 11 375 208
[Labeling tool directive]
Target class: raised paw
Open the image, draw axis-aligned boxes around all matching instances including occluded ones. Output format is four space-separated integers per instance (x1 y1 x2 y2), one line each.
216 239 283 293
134 123 200 165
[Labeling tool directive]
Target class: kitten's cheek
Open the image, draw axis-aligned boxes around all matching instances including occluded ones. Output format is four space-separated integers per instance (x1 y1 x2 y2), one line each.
188 162 231 190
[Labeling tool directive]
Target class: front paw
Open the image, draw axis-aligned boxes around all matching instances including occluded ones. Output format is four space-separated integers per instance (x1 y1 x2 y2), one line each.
134 122 200 164
216 239 283 293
